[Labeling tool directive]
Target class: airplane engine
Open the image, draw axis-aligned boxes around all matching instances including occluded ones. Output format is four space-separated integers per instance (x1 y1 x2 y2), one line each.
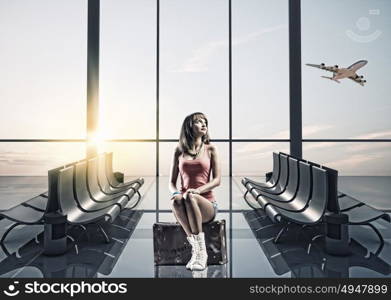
321 63 325 66
363 80 367 83
334 65 338 68
360 75 364 78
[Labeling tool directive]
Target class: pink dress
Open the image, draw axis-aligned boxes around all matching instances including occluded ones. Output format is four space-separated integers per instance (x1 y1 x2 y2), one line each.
178 144 215 202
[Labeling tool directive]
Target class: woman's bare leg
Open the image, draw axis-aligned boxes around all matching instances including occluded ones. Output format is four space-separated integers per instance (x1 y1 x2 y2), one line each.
184 193 215 234
171 198 193 237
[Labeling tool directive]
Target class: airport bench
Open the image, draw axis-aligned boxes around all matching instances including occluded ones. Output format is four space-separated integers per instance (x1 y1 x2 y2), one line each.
242 152 390 254
0 152 144 254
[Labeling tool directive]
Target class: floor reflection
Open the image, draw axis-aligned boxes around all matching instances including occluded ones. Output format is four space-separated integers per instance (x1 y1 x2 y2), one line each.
0 209 143 278
154 264 228 278
244 209 391 278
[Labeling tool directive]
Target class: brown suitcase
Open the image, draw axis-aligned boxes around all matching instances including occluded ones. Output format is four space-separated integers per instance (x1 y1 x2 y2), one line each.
153 220 227 266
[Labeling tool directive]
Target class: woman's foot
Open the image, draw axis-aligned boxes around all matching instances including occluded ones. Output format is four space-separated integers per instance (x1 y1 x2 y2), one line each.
192 268 208 278
186 235 197 270
191 232 208 271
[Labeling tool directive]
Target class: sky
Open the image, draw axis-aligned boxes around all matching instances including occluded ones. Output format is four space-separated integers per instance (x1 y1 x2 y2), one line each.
0 0 390 176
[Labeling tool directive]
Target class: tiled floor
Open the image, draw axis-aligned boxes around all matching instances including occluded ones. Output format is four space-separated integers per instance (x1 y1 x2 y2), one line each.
0 176 390 278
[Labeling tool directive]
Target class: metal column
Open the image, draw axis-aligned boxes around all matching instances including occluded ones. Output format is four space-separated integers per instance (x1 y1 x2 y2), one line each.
289 0 302 158
87 0 100 158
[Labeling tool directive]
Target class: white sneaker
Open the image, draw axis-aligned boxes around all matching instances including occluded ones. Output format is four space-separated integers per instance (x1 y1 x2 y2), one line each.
192 267 208 278
186 235 197 270
191 232 208 271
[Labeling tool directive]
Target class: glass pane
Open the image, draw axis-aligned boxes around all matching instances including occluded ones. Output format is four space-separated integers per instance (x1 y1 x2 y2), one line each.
0 0 87 138
160 0 229 139
232 142 289 209
303 142 391 175
100 142 156 210
100 0 156 139
100 142 155 176
232 142 289 176
0 142 85 176
232 0 289 139
302 0 391 139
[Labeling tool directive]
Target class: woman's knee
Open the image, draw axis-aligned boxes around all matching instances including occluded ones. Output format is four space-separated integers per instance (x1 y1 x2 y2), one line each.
183 192 196 205
171 197 184 209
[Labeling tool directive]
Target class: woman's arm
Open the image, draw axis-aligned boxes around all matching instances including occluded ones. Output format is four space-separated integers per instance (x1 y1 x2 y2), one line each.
168 145 181 195
192 144 221 194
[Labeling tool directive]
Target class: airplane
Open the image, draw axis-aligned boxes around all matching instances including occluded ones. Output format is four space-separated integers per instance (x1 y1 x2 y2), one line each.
306 60 368 86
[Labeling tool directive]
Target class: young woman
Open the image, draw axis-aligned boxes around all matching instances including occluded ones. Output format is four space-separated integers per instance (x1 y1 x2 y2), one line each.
169 112 221 271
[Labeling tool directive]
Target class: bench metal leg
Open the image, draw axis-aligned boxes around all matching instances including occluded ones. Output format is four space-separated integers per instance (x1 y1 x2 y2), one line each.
1 223 24 245
1 223 43 256
306 234 324 254
243 191 260 210
73 224 89 241
97 224 111 244
66 235 79 255
273 224 289 244
365 223 385 256
126 191 143 210
321 257 327 271
0 242 12 256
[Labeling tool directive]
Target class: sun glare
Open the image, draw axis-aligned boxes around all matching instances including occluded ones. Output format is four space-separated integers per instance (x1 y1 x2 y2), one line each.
88 128 108 154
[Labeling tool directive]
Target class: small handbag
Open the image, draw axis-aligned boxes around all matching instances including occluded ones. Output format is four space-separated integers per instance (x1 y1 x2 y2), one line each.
153 219 227 266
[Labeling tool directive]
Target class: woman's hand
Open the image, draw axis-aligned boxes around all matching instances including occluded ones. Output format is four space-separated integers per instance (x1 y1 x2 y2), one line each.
171 193 183 201
187 188 201 195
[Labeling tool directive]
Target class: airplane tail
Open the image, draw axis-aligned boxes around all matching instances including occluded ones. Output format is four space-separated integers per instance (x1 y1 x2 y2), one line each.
321 76 340 83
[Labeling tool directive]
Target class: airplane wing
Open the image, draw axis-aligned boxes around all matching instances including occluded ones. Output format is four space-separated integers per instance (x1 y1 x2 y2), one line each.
348 76 366 86
306 63 338 73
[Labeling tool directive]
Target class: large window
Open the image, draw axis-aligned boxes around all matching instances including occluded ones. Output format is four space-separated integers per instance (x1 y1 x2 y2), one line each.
303 142 391 176
0 143 85 176
0 0 87 139
0 0 87 176
232 0 289 139
101 142 155 176
160 0 229 139
301 0 391 176
1 0 390 182
233 142 289 176
100 0 156 139
302 0 391 139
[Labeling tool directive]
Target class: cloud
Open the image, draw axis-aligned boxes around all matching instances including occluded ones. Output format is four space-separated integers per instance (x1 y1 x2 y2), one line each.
235 130 287 156
355 130 391 139
233 125 391 163
171 40 226 73
303 142 339 151
171 24 287 73
0 152 50 166
303 124 334 137
235 142 281 156
303 128 391 152
325 153 381 170
232 25 287 46
346 142 390 153
235 124 334 155
0 150 62 167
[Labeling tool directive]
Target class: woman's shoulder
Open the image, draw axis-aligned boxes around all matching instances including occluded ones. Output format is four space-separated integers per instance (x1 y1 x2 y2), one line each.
206 143 218 154
174 145 182 157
